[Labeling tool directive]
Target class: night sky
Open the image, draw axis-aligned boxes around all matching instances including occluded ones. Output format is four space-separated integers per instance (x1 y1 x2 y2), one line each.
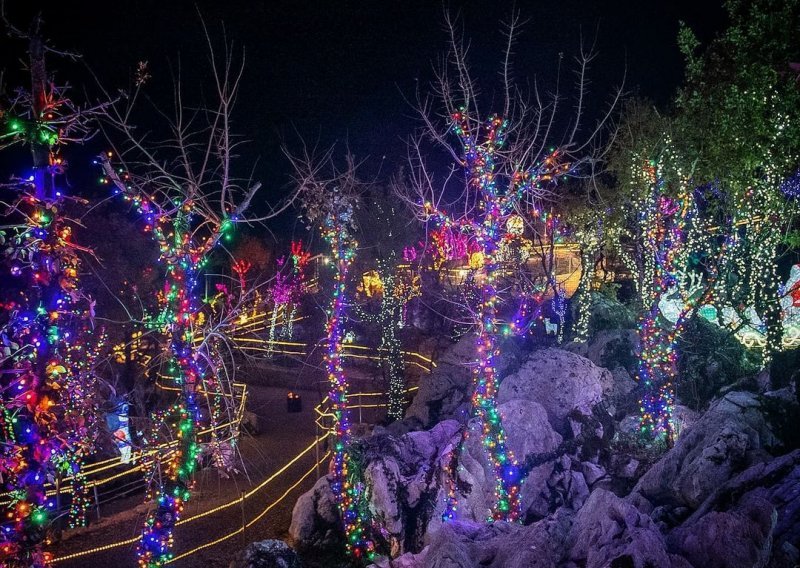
1 0 726 226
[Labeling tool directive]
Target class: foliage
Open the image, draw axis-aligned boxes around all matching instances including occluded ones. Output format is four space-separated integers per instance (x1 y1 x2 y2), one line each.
677 316 761 410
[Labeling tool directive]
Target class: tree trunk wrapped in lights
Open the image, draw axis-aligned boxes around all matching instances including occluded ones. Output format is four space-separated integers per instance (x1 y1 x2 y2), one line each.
570 209 605 342
0 193 103 567
617 134 724 445
355 252 418 422
0 23 108 566
291 151 375 561
399 12 616 520
422 111 572 521
96 32 282 565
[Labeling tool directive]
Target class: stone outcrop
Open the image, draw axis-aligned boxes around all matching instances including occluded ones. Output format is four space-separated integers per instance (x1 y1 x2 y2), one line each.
288 476 340 552
497 348 614 435
230 540 302 568
288 335 798 568
633 391 777 510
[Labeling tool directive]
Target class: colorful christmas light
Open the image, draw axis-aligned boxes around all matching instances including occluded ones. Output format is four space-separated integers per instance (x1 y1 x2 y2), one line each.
427 109 571 522
99 155 237 567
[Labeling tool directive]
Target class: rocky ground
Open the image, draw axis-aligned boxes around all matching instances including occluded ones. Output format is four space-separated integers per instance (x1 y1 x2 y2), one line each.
278 325 800 568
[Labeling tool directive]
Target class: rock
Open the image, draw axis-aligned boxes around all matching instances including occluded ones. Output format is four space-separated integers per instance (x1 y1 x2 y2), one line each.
588 292 636 332
633 391 777 510
567 329 638 372
667 492 776 568
370 548 430 568
672 405 699 439
496 399 565 521
404 338 476 428
764 385 796 403
497 348 614 435
498 399 562 459
566 489 681 568
400 420 461 466
418 514 572 568
617 456 640 479
673 450 800 568
404 361 471 428
288 476 340 551
566 471 590 510
405 336 524 429
608 366 638 415
581 462 607 486
230 540 301 568
618 414 640 435
366 458 404 538
452 421 495 522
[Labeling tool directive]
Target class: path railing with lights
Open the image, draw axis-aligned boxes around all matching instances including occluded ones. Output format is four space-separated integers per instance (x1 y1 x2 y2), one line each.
5 338 434 516
0 382 248 512
50 384 420 565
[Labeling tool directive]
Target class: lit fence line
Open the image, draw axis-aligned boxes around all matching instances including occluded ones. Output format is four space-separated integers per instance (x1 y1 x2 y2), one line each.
51 435 329 564
50 383 418 564
166 455 329 564
229 336 437 373
0 383 248 505
10 340 423 505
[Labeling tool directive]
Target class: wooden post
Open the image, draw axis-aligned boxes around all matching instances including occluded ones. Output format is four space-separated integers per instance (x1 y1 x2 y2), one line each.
314 421 320 479
240 490 247 547
55 474 61 521
94 484 101 521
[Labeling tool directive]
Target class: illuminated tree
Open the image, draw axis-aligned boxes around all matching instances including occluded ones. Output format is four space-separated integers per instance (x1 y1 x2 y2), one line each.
676 0 800 362
355 190 420 421
569 202 607 342
265 242 309 355
609 102 730 445
355 250 419 421
289 149 375 561
399 14 618 520
96 32 291 566
0 20 108 566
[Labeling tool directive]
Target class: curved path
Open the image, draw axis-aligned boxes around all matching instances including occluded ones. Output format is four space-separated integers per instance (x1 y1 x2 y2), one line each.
51 384 325 567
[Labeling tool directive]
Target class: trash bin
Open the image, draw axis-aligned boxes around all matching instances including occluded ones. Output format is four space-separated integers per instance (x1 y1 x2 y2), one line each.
287 391 302 413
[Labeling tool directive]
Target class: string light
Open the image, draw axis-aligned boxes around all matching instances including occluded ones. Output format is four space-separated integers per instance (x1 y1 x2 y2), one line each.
429 110 571 522
99 155 236 567
1 102 103 566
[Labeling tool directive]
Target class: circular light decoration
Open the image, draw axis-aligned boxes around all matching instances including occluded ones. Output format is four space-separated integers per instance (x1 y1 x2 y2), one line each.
506 214 524 235
780 169 800 199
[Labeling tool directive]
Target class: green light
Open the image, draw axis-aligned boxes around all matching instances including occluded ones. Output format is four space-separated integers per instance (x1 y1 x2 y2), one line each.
31 509 47 525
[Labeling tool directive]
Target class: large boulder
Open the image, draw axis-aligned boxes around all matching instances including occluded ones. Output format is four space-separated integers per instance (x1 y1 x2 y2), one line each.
566 328 638 373
498 399 562 459
667 492 776 568
667 449 800 568
566 489 688 568
587 291 636 332
290 421 463 556
404 339 473 429
633 391 777 510
230 540 302 568
376 514 573 568
405 336 524 429
288 476 340 551
498 348 614 435
364 420 462 554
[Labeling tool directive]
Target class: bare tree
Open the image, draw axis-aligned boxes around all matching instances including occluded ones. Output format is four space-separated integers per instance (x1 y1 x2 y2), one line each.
95 26 296 564
396 12 621 521
287 146 379 559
